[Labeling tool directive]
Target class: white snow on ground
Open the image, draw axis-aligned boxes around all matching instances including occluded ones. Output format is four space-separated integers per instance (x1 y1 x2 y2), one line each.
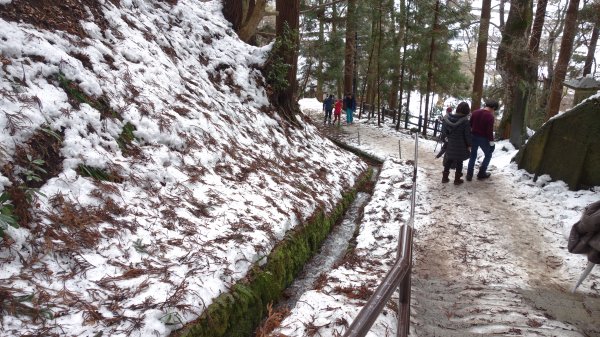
271 100 600 337
0 2 367 336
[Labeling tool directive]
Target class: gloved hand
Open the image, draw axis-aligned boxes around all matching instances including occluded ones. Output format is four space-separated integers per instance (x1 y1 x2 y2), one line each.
489 141 495 147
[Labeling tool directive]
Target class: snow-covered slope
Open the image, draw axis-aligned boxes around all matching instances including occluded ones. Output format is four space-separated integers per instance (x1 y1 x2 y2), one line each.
0 1 366 336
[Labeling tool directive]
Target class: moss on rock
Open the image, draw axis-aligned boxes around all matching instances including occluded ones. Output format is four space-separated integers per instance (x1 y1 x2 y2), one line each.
176 168 373 337
515 96 600 190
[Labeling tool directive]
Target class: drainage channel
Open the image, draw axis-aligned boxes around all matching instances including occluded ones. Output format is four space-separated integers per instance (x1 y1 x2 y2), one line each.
276 166 380 310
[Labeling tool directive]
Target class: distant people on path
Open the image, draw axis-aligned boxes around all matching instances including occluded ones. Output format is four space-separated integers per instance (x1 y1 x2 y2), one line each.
323 94 334 125
343 93 356 124
438 106 453 124
440 101 472 185
333 98 342 126
466 99 499 181
437 107 452 123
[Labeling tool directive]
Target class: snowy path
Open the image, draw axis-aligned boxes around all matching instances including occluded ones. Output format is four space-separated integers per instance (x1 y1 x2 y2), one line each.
336 122 600 336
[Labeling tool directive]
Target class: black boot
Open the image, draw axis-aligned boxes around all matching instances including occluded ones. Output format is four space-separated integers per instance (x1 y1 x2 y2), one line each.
477 172 491 180
442 171 450 183
454 171 464 185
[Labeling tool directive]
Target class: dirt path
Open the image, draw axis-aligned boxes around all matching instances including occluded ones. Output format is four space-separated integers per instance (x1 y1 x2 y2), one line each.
331 123 600 337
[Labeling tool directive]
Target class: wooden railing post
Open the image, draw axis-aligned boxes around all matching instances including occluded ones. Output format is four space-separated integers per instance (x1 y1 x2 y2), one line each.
433 119 440 138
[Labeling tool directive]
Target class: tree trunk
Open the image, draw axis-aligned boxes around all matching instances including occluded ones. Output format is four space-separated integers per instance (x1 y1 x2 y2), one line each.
332 3 343 99
406 72 413 116
361 43 375 118
366 8 380 115
238 0 267 42
316 0 324 101
395 0 409 131
496 0 533 146
422 0 440 137
388 0 403 114
299 56 314 98
274 0 300 121
528 0 548 56
546 0 581 120
583 23 599 76
377 0 384 126
343 0 357 96
536 3 568 117
471 0 491 111
522 0 548 129
222 0 269 43
222 0 246 31
499 0 506 30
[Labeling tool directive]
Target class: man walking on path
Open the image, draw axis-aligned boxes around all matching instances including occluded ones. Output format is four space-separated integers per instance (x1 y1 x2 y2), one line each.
467 99 498 181
343 93 356 124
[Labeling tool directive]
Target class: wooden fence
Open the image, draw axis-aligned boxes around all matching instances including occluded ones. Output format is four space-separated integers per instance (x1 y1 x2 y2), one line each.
359 102 443 138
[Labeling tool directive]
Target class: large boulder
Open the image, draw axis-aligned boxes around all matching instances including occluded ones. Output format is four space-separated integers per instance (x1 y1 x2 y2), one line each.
514 95 600 190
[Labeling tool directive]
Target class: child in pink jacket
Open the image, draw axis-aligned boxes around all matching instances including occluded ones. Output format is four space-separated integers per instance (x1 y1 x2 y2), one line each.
333 99 343 126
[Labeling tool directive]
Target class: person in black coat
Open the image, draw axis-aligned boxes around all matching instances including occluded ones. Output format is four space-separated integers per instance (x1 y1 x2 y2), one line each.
440 101 472 184
343 93 356 124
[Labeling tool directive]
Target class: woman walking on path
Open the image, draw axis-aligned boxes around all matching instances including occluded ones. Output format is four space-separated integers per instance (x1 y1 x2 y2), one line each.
440 101 472 185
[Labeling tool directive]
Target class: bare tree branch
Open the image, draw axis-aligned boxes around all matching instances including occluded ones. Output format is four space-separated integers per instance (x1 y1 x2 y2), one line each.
300 0 346 14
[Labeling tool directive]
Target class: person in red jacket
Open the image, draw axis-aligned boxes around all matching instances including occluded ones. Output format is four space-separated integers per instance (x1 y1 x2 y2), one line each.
466 99 499 181
333 99 343 126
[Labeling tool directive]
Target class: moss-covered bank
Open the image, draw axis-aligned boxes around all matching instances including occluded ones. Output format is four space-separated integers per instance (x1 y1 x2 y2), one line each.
514 96 600 190
174 168 374 337
327 137 385 165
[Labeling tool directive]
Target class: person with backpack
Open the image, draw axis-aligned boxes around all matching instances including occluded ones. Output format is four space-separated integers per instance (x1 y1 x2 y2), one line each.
440 101 472 185
323 94 334 125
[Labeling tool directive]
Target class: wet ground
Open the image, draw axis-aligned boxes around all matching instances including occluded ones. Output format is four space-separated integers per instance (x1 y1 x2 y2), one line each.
313 118 600 337
277 192 372 310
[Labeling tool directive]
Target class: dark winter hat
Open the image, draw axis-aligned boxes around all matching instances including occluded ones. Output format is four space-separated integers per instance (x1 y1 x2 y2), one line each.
484 99 499 110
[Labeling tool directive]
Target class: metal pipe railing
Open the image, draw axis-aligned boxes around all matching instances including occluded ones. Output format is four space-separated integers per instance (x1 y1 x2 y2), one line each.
343 133 418 337
396 222 414 337
343 225 412 337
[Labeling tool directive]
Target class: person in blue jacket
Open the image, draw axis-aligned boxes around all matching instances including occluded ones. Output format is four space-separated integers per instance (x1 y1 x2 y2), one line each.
323 94 334 125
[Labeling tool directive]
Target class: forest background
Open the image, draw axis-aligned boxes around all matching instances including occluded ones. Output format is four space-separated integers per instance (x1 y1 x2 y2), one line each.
224 0 600 147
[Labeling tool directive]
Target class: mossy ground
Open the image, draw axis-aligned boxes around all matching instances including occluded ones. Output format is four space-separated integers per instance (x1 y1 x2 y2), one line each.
175 168 373 337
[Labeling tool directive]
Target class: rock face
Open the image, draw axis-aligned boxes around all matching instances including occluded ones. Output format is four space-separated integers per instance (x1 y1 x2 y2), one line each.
514 96 600 190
